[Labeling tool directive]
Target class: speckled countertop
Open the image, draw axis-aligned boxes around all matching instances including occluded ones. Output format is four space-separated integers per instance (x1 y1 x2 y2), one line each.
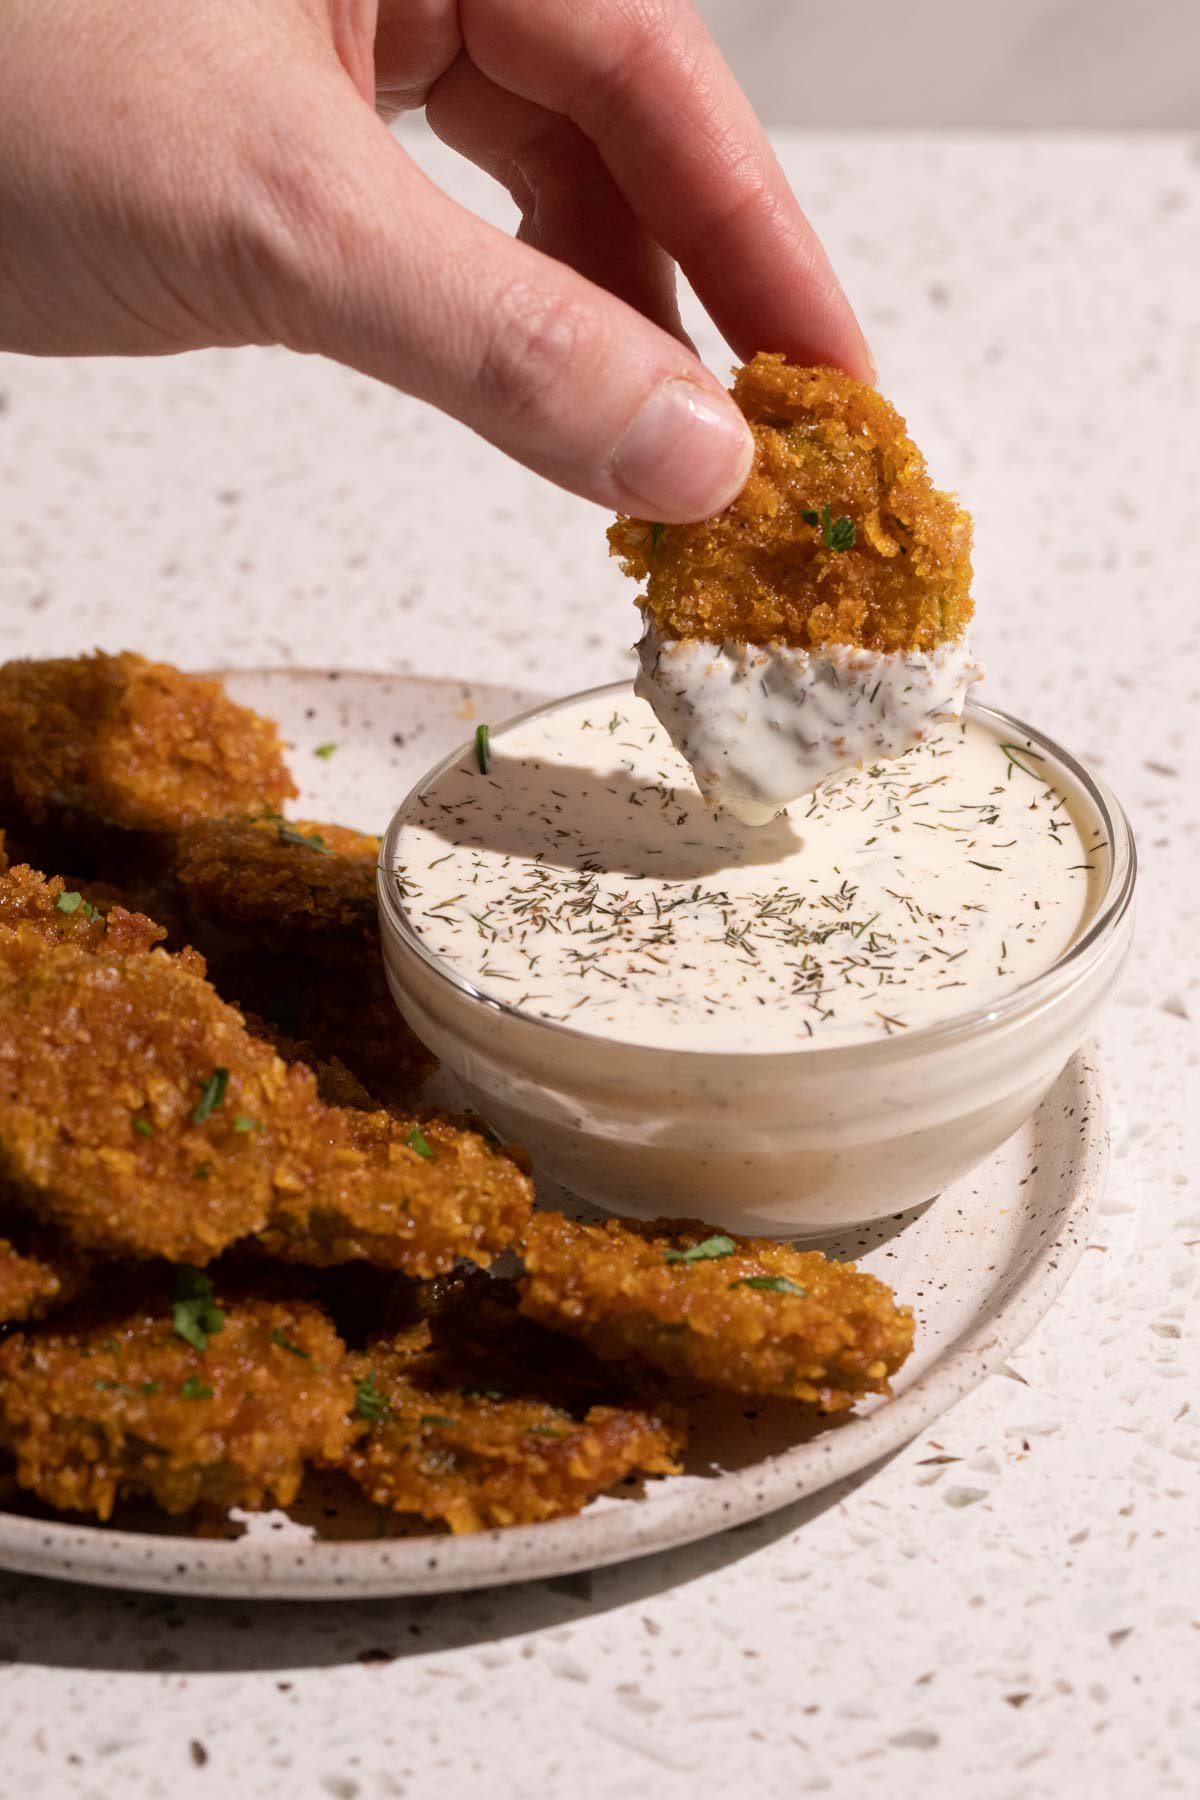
0 130 1197 1798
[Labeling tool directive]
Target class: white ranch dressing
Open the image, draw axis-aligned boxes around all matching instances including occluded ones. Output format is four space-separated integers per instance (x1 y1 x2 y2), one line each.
391 695 1105 1054
636 615 984 825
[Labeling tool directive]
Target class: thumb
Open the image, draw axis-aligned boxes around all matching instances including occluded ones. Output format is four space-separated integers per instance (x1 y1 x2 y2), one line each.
266 103 753 522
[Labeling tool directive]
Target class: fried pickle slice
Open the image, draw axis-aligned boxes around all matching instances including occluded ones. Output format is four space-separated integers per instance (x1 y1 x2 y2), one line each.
343 1273 685 1532
518 1214 914 1409
0 859 195 964
0 1278 356 1518
0 650 296 836
0 921 531 1271
0 1215 90 1324
171 815 380 940
608 354 973 655
169 817 434 1106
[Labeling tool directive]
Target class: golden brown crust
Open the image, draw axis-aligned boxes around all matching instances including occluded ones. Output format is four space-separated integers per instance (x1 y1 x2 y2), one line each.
0 1217 91 1324
0 650 296 834
342 1273 685 1532
171 816 380 940
0 920 532 1271
167 817 435 1109
519 1213 914 1409
0 1283 356 1518
608 354 973 655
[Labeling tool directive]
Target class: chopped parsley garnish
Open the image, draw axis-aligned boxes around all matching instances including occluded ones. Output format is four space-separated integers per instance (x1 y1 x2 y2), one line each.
354 1373 388 1422
313 742 338 760
277 823 331 855
181 1376 214 1401
729 1274 808 1297
802 504 855 551
474 723 491 775
650 521 664 555
529 1424 568 1438
171 1266 226 1352
93 1379 123 1392
233 1114 260 1134
193 1163 212 1181
140 1382 161 1396
133 1116 154 1138
269 1328 309 1358
664 1232 736 1265
56 890 98 921
419 1414 456 1430
192 1067 229 1124
405 1125 433 1158
462 1384 508 1402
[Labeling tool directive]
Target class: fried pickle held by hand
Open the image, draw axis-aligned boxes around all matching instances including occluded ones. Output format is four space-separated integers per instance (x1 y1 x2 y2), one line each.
607 355 981 823
0 650 296 837
519 1214 914 1409
0 919 531 1271
0 1279 356 1518
609 354 973 655
342 1272 685 1532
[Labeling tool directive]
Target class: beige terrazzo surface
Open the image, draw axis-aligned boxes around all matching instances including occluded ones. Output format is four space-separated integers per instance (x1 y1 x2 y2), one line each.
0 128 1197 1798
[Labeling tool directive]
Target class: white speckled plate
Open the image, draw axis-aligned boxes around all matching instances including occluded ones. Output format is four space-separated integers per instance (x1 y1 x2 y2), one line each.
0 671 1110 1599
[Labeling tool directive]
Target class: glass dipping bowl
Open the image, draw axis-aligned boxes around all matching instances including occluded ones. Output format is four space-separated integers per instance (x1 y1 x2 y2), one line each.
377 686 1135 1237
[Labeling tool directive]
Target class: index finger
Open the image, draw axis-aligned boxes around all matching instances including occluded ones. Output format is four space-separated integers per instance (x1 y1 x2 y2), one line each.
459 0 874 380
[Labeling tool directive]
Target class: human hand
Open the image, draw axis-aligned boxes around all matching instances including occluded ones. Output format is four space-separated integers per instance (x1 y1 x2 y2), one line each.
0 0 871 521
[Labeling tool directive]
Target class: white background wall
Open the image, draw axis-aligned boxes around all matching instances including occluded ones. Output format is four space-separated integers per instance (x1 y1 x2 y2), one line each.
697 0 1199 126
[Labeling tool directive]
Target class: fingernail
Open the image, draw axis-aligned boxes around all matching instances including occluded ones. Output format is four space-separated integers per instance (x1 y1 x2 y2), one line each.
612 378 754 520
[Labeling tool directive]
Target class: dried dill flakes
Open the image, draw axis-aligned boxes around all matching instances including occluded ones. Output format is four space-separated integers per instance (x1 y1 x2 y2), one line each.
999 742 1046 781
132 1116 155 1138
664 1233 736 1265
729 1274 808 1298
171 1267 225 1352
269 1328 309 1359
313 742 338 760
180 1376 214 1402
192 1067 229 1125
233 1114 260 1134
354 1373 388 1422
419 1415 456 1430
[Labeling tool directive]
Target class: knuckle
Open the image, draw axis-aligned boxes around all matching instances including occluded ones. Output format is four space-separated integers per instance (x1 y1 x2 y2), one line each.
227 136 366 348
474 285 584 431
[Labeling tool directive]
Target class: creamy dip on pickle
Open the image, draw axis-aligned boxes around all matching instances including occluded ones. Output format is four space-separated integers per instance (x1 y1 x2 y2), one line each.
390 694 1107 1053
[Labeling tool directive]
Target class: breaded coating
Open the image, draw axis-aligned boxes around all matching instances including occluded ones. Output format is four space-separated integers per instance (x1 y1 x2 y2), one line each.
171 815 380 940
0 1216 90 1324
168 814 435 1105
0 1280 356 1518
343 1273 685 1532
519 1214 914 1409
0 922 531 1271
0 650 296 834
608 354 973 655
0 860 191 964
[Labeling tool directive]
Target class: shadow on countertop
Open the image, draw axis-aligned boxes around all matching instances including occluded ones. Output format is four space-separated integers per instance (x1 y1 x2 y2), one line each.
0 1454 894 1676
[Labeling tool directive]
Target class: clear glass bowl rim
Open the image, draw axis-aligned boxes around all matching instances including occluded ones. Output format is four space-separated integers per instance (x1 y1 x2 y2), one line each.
377 683 1136 1069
